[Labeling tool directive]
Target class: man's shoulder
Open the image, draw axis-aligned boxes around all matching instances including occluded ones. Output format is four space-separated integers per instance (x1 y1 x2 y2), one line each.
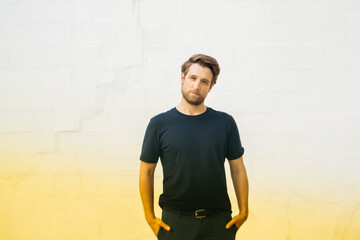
208 107 235 121
148 107 175 123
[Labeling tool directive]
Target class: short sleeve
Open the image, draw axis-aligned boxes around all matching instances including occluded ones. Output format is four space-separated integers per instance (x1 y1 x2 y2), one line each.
226 116 245 160
140 118 161 163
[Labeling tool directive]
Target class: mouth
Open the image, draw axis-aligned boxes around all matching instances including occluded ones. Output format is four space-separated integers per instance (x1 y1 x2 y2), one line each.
190 91 200 96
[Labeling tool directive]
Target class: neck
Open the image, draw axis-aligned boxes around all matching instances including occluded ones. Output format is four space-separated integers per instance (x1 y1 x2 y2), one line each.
176 98 207 116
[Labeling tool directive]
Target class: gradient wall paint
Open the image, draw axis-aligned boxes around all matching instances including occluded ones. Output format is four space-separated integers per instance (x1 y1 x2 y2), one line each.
1 0 360 239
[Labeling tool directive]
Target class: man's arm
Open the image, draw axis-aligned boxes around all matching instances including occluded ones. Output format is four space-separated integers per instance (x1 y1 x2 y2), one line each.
139 160 170 236
225 156 249 230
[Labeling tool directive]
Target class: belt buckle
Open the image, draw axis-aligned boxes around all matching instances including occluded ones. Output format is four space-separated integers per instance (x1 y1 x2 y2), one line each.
195 209 206 218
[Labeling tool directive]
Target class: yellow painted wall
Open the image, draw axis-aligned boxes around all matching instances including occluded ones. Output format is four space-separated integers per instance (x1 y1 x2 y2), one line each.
1 153 360 239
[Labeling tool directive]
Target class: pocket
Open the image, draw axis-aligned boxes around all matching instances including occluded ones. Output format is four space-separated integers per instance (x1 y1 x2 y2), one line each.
231 224 239 233
157 227 164 239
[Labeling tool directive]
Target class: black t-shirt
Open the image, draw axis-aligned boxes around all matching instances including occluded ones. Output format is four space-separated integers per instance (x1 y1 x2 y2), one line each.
140 106 244 212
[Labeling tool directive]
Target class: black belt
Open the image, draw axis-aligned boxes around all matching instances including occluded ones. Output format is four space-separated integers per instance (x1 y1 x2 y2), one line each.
163 206 225 219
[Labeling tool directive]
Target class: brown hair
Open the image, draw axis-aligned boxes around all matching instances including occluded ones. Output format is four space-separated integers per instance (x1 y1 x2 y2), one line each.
181 54 220 85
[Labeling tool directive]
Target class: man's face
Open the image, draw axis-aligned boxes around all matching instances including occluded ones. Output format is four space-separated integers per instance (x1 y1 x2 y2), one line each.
181 63 214 106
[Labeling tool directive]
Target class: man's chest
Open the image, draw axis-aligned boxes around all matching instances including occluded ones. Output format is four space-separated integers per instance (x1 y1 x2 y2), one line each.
159 122 228 153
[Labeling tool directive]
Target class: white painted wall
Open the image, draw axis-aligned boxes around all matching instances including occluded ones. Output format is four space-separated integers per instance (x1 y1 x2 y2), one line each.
0 0 359 239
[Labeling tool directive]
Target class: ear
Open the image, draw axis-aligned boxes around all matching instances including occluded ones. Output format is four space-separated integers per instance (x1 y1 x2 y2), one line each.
181 72 185 85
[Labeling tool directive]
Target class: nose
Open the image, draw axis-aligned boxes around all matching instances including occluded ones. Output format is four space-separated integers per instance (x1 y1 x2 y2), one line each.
193 79 200 90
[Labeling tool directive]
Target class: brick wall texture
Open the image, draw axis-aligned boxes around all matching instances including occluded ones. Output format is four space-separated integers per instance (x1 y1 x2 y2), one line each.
0 0 360 239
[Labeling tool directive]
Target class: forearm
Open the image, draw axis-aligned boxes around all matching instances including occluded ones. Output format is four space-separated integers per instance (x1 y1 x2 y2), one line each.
230 162 249 215
139 167 156 222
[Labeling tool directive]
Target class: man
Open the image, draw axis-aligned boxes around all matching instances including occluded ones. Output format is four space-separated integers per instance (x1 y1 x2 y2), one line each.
139 54 249 240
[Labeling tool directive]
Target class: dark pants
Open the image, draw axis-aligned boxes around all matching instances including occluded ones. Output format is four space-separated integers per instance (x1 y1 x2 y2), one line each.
157 208 238 240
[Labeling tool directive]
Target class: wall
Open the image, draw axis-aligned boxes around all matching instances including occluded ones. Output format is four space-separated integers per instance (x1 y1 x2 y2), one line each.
0 0 360 239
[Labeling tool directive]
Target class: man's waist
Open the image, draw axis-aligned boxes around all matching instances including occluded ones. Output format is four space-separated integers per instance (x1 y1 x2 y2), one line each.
159 193 232 212
162 205 229 218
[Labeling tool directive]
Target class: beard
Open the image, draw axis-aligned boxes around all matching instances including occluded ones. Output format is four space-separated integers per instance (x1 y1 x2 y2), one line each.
181 87 205 106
